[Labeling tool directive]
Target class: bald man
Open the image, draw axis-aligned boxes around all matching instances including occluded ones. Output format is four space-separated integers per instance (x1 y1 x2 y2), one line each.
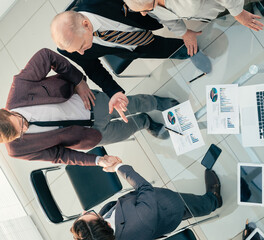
50 1 211 123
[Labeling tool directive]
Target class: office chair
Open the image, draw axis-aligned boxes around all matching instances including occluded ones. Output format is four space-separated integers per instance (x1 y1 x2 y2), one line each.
165 229 196 240
161 214 219 240
102 55 151 78
30 147 122 224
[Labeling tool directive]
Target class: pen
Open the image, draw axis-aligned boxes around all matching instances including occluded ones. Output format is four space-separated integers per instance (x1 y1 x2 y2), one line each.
189 72 207 83
244 219 249 237
165 127 183 136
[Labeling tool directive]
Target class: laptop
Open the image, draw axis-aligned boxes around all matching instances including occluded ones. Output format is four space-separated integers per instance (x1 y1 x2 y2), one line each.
246 228 264 240
237 163 264 207
239 84 264 147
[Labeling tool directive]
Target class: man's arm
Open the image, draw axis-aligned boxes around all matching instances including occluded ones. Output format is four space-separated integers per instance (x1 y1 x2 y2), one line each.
57 48 125 98
7 144 121 167
18 48 83 86
219 0 263 31
58 49 130 122
8 145 98 166
105 164 158 230
148 13 201 56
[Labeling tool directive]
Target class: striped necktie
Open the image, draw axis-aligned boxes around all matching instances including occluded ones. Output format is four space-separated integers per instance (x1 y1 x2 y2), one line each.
93 30 154 46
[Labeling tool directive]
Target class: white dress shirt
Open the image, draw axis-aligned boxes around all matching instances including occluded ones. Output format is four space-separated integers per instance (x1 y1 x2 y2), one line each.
104 210 116 233
12 94 91 134
79 11 144 51
149 0 244 36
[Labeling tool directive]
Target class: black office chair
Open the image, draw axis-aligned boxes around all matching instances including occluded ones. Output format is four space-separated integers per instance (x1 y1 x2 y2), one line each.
160 214 219 240
30 147 122 224
165 229 196 240
102 55 151 78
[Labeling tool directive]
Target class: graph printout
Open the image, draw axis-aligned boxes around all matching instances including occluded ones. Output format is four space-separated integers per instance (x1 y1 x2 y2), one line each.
162 100 205 155
206 84 239 134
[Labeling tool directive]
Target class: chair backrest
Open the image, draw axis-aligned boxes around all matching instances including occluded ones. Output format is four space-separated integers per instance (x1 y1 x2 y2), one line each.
103 55 134 75
65 147 123 210
30 169 63 224
30 147 122 223
165 229 197 240
65 0 78 11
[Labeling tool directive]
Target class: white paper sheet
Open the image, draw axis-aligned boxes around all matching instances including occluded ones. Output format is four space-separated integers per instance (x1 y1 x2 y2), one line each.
162 100 205 156
206 84 239 134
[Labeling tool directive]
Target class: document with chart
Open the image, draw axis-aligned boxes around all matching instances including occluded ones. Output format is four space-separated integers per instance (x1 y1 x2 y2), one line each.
206 84 239 134
162 100 205 155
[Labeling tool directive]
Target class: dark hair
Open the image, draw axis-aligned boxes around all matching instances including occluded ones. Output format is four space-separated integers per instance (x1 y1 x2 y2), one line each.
71 218 115 240
0 109 18 143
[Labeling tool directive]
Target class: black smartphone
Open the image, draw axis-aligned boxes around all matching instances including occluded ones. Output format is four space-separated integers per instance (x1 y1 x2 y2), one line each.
201 144 222 170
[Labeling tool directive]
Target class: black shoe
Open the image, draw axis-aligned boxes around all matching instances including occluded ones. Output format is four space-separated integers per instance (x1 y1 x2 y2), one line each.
154 96 179 111
205 169 223 208
170 45 190 60
144 114 169 140
256 1 264 16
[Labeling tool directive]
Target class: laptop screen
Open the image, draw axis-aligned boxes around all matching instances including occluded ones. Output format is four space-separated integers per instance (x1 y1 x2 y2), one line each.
240 165 263 204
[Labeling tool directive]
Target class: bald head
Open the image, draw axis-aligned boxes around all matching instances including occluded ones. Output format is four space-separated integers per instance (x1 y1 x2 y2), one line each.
50 11 88 50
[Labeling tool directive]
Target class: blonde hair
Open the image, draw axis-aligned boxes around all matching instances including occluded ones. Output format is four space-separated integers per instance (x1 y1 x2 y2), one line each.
50 11 87 50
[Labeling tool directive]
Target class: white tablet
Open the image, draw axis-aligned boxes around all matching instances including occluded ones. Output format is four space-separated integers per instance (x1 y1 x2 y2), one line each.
237 163 264 206
246 228 264 240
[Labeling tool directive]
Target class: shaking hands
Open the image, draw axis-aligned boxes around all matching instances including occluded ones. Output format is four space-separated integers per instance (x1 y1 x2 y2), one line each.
98 155 123 172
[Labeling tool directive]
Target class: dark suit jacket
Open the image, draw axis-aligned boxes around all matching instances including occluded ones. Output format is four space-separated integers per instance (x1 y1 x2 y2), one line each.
58 0 163 98
100 165 185 240
5 48 102 166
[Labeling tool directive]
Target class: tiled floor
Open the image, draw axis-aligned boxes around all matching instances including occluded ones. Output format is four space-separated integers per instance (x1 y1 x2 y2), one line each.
0 1 264 240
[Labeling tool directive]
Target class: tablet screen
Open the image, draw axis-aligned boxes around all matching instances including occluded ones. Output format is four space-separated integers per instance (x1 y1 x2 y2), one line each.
246 228 264 240
240 165 262 204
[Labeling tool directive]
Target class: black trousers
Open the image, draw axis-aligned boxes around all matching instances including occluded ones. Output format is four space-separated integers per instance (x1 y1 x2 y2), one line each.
180 192 218 220
135 35 188 59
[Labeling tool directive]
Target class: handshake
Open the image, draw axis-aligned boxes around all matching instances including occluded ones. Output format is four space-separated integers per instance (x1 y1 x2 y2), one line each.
98 155 123 172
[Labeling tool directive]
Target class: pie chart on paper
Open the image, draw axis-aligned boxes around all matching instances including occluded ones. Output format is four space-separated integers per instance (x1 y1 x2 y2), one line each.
210 88 218 102
167 111 176 125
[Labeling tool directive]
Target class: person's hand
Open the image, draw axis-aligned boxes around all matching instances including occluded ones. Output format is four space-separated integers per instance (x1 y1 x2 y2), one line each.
234 10 263 31
182 29 202 56
109 92 129 123
75 79 96 110
97 155 122 168
103 156 123 172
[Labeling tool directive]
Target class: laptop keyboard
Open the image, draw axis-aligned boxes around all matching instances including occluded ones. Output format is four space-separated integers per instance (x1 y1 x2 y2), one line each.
256 91 264 139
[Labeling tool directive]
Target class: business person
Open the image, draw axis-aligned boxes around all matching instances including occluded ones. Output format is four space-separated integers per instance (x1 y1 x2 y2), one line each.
70 160 222 240
50 0 211 121
1 48 178 166
123 0 264 56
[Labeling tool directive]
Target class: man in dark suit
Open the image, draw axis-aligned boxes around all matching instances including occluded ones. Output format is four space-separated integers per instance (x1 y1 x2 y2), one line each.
1 48 178 166
70 159 222 240
50 0 211 122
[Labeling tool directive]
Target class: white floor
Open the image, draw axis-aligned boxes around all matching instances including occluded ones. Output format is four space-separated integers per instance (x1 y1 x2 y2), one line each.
0 1 264 239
